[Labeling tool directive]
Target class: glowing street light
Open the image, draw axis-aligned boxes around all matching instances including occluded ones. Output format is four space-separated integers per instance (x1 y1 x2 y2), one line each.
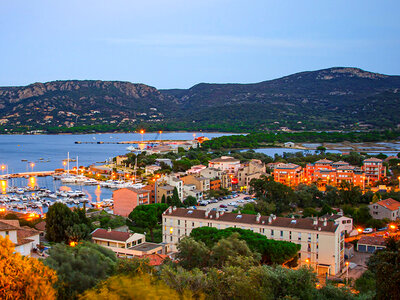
357 228 363 234
30 162 35 171
345 262 349 284
69 241 77 247
389 224 397 230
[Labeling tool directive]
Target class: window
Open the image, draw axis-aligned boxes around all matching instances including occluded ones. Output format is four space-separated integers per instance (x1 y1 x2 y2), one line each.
178 220 180 226
271 230 274 237
298 233 301 241
192 222 195 227
307 244 311 252
5 231 9 236
280 231 283 237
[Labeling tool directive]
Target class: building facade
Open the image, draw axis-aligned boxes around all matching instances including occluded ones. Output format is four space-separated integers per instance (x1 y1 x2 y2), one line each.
162 208 344 275
369 198 400 221
113 188 150 217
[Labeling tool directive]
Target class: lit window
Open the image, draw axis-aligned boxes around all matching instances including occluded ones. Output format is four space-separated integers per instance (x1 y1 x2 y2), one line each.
169 227 173 234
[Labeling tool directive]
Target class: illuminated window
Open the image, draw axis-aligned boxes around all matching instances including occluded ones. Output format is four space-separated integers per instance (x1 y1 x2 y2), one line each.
169 227 173 234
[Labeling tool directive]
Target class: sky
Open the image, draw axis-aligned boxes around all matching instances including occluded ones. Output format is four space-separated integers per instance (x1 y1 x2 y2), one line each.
1 0 400 89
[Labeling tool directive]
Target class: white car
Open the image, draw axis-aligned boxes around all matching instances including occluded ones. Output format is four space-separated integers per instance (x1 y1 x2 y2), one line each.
228 202 238 206
237 199 245 203
363 228 373 234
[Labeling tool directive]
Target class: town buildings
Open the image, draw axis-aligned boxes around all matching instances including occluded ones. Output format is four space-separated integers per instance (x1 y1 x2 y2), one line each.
273 158 386 189
208 156 241 175
369 198 400 221
162 207 345 275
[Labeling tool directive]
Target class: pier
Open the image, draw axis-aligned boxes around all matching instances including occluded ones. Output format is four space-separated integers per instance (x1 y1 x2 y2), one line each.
0 171 55 179
75 140 195 145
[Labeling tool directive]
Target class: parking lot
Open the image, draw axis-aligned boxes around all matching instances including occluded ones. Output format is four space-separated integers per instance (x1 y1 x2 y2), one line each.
195 192 255 212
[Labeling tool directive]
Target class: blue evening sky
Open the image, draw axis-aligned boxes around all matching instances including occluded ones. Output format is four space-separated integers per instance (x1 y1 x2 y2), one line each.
1 0 399 89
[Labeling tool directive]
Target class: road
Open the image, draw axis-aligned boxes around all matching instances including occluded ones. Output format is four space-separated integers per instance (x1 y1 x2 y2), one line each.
196 193 253 212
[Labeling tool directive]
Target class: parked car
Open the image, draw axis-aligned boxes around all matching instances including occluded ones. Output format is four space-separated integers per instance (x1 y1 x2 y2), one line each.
228 202 238 206
218 208 228 212
244 196 251 200
219 204 228 208
363 228 373 234
237 199 244 203
199 200 208 206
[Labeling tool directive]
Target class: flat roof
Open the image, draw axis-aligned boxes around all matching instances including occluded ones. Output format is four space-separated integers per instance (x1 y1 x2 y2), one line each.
130 242 162 251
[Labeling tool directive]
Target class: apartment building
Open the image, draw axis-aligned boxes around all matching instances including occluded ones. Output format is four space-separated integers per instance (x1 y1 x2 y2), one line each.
362 158 386 183
273 163 303 186
208 156 241 175
200 167 231 190
156 184 175 203
113 188 150 217
237 159 267 188
162 208 344 275
180 174 210 192
161 175 184 200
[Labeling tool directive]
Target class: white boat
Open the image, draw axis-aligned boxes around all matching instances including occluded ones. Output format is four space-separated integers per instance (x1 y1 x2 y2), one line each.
16 188 25 194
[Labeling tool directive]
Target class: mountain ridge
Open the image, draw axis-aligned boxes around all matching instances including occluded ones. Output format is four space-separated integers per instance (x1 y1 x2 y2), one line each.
1 67 399 133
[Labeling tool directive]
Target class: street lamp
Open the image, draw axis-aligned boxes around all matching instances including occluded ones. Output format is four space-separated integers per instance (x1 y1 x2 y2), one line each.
140 129 145 142
30 162 35 172
398 176 400 190
345 262 349 284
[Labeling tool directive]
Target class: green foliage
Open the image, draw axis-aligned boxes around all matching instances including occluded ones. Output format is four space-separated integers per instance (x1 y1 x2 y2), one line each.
128 203 168 242
44 241 117 299
45 209 88 242
190 227 300 265
183 196 198 207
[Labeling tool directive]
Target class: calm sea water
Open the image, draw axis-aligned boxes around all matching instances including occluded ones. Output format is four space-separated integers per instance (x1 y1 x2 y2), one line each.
0 132 231 174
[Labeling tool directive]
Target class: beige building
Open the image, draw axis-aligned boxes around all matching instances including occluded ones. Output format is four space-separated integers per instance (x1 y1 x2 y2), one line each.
158 175 184 200
162 208 345 275
200 167 231 190
237 159 267 188
181 174 210 192
91 228 166 257
208 156 241 175
156 184 175 203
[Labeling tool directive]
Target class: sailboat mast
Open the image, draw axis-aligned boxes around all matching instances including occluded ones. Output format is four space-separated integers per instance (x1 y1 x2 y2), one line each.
67 152 70 174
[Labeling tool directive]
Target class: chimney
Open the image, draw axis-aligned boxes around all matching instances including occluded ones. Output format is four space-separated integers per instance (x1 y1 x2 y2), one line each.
220 210 224 216
256 213 261 223
107 227 111 232
323 218 327 227
313 218 318 226
273 215 276 220
268 216 272 224
216 212 220 219
318 227 321 231
205 210 209 218
168 207 172 214
173 206 177 211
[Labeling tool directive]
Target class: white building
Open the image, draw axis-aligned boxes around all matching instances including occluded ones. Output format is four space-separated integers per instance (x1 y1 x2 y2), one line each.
0 220 40 256
162 208 345 276
208 156 241 175
159 175 184 201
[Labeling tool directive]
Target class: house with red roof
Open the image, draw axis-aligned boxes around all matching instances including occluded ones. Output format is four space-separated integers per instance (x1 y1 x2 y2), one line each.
369 198 400 221
0 220 40 256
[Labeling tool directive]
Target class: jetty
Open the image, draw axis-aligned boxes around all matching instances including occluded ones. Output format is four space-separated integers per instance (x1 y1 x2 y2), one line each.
75 140 195 145
0 171 55 179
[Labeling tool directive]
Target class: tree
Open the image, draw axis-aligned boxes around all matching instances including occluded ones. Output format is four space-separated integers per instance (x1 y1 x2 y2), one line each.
0 236 57 299
129 203 168 241
44 241 117 299
171 187 183 207
45 202 76 242
80 274 196 300
161 194 166 204
183 196 197 207
176 237 210 270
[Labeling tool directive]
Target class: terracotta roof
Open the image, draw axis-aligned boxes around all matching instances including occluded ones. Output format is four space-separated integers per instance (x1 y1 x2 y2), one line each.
0 220 20 228
364 158 382 162
0 220 19 231
209 157 240 163
15 238 35 247
275 163 301 170
358 236 386 246
164 208 338 233
337 166 355 170
91 228 131 242
376 198 400 211
315 159 333 164
17 227 39 240
332 161 349 165
139 253 168 266
34 221 46 231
